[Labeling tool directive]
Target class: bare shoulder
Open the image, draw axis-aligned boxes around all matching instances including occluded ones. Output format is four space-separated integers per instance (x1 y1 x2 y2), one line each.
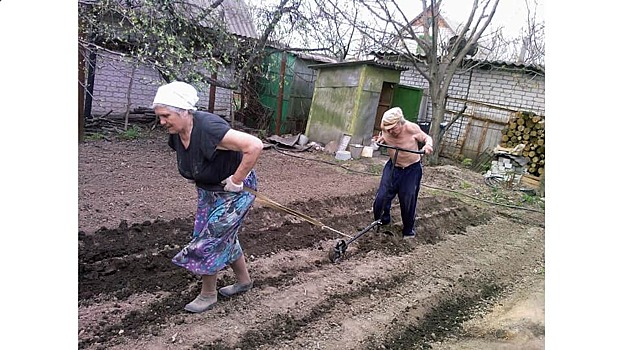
405 121 423 134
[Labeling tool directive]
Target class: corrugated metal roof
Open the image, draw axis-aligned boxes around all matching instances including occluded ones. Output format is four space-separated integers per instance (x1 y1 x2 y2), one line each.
292 52 338 64
264 43 339 64
186 0 258 39
308 59 409 71
220 0 258 39
463 58 544 74
370 51 544 75
80 0 258 39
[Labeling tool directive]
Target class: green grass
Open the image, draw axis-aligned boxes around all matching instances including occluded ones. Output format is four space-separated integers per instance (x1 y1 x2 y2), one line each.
521 193 545 210
119 126 142 140
521 193 538 204
85 132 104 141
368 163 384 175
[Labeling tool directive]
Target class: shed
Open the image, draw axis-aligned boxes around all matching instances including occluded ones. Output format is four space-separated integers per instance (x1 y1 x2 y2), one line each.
305 60 422 147
258 49 337 135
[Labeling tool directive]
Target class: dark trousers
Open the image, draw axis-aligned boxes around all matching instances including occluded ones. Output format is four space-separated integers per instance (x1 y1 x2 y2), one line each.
372 159 423 237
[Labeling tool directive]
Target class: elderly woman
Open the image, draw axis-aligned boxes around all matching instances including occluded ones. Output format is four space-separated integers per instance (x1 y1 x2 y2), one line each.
152 81 264 313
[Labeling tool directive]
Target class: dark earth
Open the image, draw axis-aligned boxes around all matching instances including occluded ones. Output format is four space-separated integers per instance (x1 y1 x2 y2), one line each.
78 128 545 350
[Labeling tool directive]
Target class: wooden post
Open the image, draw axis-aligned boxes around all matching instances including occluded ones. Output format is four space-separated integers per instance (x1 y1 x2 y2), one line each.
458 119 473 155
78 46 85 143
476 120 490 155
123 63 137 131
275 51 286 135
208 72 217 113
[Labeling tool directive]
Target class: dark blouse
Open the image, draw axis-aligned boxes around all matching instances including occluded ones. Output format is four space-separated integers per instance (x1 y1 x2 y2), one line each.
168 111 242 191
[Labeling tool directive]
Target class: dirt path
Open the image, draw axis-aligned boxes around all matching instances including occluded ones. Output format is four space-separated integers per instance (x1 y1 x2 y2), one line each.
78 131 545 349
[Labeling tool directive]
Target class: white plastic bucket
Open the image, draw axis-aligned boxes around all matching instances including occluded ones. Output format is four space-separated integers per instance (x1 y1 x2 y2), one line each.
335 150 351 160
349 144 364 159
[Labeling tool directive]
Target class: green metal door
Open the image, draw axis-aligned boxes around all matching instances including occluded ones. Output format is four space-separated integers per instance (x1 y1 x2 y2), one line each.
259 51 294 134
391 85 423 122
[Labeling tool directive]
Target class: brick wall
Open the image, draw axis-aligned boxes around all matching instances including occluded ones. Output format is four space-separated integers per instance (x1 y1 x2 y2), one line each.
88 51 233 118
399 64 545 159
400 64 545 122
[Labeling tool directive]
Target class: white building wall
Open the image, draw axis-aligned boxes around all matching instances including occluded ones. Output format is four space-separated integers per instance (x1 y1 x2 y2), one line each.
399 64 545 158
400 64 545 123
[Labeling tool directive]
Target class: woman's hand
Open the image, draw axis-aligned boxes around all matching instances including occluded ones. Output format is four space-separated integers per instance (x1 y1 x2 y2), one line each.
222 175 243 192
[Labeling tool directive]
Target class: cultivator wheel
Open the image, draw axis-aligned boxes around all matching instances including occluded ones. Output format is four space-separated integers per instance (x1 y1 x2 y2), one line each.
328 240 348 263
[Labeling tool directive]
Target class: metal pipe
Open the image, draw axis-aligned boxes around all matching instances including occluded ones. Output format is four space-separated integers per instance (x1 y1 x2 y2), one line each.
376 143 425 154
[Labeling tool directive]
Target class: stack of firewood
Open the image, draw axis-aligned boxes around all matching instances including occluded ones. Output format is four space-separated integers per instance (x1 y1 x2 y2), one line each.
500 111 545 177
85 109 159 134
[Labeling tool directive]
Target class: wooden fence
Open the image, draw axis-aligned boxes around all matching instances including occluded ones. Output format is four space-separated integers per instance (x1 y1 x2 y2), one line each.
438 97 544 163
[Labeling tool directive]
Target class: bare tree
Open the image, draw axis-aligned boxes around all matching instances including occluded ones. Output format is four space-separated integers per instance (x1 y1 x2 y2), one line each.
481 0 544 65
304 0 360 61
517 0 544 65
323 0 501 164
249 0 366 61
248 0 531 164
78 0 305 94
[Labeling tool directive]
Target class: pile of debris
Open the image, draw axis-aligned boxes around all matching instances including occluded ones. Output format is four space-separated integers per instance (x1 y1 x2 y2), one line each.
264 133 314 152
84 107 158 134
484 143 541 193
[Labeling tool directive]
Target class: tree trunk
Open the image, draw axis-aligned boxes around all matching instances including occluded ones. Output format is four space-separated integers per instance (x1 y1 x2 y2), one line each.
428 104 446 165
124 63 137 131
78 46 86 143
427 76 446 165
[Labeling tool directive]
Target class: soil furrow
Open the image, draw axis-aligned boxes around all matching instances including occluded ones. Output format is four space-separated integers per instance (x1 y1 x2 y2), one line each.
79 134 545 350
81 215 542 350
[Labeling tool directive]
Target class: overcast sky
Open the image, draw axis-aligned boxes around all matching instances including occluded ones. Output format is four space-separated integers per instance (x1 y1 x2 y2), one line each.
249 0 544 40
394 0 544 39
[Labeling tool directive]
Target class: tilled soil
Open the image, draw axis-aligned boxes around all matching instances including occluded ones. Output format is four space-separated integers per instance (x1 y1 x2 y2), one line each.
78 130 545 350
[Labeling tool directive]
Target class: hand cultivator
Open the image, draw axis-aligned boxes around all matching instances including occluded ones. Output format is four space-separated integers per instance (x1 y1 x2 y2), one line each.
327 143 425 263
245 142 425 263
327 219 383 263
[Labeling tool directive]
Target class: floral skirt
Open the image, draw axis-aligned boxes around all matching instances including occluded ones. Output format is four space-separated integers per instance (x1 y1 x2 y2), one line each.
172 170 257 275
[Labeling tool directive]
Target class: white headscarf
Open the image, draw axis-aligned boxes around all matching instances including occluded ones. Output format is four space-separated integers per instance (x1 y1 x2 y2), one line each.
152 81 199 111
